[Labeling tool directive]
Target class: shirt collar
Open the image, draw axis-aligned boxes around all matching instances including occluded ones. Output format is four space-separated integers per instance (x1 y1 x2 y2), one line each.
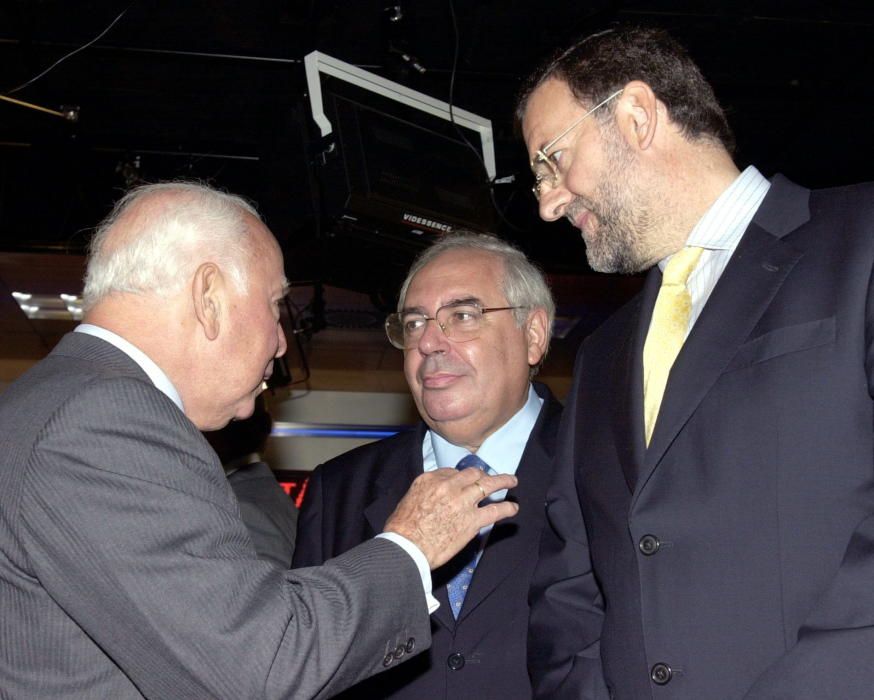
658 166 771 271
426 384 543 475
75 324 184 412
686 165 771 251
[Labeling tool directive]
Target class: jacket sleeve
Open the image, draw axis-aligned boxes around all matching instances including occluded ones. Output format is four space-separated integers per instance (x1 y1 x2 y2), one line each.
291 465 327 568
21 376 429 700
744 260 874 699
528 365 610 700
744 510 874 698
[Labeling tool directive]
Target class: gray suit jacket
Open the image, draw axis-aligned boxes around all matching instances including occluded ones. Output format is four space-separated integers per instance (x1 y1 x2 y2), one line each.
228 461 298 568
0 332 429 699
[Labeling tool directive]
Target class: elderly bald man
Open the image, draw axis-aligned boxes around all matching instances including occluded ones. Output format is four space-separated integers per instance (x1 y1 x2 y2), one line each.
0 182 517 700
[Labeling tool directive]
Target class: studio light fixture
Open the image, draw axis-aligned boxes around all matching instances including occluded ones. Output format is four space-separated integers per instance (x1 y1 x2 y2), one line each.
12 291 83 321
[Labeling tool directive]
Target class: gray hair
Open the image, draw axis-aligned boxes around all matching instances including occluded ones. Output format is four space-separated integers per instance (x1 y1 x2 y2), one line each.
82 182 261 310
398 231 556 357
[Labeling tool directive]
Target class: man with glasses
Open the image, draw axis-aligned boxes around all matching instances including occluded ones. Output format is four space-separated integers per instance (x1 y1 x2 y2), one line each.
294 232 561 699
517 25 874 700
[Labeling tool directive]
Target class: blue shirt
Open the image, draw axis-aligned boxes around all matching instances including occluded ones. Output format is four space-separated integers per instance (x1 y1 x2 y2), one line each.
423 383 544 533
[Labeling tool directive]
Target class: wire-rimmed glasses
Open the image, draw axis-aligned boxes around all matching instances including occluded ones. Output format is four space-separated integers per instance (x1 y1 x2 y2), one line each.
385 301 524 350
530 89 623 200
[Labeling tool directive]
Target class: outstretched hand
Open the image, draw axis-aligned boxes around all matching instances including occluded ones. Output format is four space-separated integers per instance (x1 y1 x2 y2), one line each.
384 466 519 569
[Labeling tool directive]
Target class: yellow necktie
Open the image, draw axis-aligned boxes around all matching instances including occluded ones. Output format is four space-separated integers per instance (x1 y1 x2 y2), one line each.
643 246 703 446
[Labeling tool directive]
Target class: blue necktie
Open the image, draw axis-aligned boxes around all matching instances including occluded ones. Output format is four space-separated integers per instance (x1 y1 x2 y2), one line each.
446 454 490 619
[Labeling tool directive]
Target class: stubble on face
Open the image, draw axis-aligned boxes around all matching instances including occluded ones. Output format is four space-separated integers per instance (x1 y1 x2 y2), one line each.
569 121 657 275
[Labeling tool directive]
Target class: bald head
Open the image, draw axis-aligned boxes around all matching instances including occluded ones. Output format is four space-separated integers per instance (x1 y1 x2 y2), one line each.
82 182 288 431
83 182 261 310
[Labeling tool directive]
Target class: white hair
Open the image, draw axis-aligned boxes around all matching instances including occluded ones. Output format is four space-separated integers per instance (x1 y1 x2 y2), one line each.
398 231 556 365
82 182 261 310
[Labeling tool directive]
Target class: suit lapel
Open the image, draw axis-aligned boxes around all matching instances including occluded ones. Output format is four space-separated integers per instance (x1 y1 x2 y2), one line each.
430 525 462 629
360 425 463 631
614 272 659 492
430 565 457 630
364 426 426 537
634 178 809 502
454 391 560 624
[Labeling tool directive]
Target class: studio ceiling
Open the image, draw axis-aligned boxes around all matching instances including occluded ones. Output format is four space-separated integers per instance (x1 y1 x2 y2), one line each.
1 0 873 374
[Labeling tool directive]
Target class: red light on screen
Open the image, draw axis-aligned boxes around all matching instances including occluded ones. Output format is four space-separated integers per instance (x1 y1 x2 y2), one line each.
279 477 309 508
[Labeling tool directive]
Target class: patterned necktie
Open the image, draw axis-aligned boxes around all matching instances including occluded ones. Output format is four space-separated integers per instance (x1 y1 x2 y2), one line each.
642 246 703 446
446 454 490 619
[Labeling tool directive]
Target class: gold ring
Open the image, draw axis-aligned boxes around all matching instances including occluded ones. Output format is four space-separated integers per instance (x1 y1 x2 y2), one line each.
476 482 486 501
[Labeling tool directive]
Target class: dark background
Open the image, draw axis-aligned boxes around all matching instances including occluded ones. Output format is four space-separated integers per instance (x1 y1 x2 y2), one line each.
2 1 872 338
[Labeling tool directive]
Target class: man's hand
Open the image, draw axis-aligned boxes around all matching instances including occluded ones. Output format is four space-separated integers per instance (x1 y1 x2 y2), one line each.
384 467 519 569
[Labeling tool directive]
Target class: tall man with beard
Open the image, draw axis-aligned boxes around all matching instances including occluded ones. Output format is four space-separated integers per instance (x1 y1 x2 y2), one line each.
294 233 561 699
517 26 874 699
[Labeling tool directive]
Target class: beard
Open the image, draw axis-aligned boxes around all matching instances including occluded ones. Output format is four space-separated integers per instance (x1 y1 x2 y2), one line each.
569 129 656 274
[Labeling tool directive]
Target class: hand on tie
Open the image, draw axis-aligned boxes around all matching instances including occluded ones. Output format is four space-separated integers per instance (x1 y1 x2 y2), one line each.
455 453 496 503
384 463 518 570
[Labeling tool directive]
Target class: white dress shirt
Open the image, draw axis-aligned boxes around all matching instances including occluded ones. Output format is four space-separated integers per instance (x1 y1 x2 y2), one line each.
656 165 771 337
75 324 184 410
424 383 544 536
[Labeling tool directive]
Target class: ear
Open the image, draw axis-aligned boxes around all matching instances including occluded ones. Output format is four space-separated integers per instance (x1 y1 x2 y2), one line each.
524 307 549 367
192 262 223 341
615 80 660 152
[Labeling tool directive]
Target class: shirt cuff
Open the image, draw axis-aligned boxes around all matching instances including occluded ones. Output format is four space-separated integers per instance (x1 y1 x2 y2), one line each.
377 532 440 614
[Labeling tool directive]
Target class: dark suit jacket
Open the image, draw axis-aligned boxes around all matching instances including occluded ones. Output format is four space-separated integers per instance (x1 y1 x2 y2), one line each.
294 383 562 699
228 461 299 568
0 332 429 699
529 176 874 699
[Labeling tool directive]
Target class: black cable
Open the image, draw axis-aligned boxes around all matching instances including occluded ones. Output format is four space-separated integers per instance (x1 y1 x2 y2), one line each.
5 4 133 95
446 0 488 176
446 0 528 234
282 295 312 388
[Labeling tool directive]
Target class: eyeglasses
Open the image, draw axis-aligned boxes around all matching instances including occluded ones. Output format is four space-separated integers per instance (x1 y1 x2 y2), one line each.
385 301 524 350
530 89 623 200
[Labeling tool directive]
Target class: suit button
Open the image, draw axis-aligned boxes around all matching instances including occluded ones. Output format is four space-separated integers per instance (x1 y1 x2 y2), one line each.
639 534 660 556
447 652 465 670
394 644 405 659
383 653 393 668
406 637 416 653
651 662 672 685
